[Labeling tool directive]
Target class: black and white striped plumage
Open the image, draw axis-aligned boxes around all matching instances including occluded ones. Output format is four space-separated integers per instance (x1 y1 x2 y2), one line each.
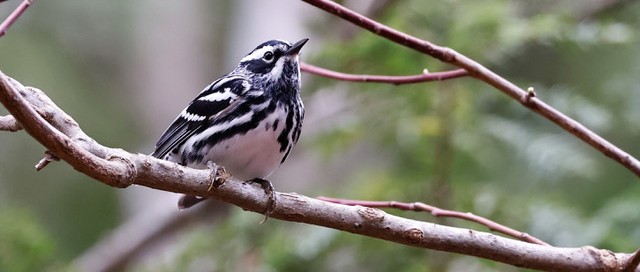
152 39 307 207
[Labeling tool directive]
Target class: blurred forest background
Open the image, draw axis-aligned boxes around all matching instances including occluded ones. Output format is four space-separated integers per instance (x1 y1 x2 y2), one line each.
1 0 640 271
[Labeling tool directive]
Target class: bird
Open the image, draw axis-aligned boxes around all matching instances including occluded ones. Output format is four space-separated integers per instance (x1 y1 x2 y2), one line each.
151 38 308 216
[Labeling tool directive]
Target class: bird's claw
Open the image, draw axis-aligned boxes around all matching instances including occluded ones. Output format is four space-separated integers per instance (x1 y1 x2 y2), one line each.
178 162 227 209
248 178 277 223
207 161 228 191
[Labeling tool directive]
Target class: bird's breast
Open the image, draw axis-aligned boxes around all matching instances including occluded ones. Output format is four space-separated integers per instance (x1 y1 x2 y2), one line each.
200 105 291 180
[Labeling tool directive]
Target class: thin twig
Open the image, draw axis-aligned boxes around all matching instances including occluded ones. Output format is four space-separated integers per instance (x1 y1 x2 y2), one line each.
300 0 640 178
318 196 550 246
35 150 59 171
301 62 468 85
0 0 34 37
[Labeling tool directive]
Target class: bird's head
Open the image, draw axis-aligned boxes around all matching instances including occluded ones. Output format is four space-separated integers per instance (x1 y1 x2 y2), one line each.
236 38 309 91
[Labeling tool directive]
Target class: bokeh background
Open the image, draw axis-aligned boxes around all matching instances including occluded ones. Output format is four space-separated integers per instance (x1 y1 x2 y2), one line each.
1 0 640 271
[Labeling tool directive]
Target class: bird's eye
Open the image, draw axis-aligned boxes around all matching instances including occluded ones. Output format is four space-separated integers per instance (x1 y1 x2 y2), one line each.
263 51 274 62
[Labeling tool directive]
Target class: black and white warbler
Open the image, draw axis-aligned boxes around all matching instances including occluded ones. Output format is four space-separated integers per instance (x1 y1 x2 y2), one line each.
151 38 308 214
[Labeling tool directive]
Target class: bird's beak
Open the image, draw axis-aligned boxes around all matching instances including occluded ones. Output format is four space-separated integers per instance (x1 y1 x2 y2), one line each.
285 38 309 56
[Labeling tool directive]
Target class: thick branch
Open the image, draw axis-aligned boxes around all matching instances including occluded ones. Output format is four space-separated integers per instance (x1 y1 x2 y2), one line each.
0 73 130 187
0 72 636 271
300 62 468 85
300 0 640 178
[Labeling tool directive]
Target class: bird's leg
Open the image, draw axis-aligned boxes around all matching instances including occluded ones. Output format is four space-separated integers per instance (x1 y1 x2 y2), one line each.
207 161 228 190
247 178 277 223
178 161 227 209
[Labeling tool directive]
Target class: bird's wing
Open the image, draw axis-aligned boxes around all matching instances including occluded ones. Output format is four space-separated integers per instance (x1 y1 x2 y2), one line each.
151 75 250 159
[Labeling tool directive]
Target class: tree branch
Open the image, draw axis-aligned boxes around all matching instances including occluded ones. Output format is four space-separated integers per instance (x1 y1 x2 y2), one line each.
0 72 636 271
300 62 468 85
624 250 640 272
300 0 640 178
0 0 33 37
34 150 59 171
0 114 21 131
0 73 130 187
318 196 549 246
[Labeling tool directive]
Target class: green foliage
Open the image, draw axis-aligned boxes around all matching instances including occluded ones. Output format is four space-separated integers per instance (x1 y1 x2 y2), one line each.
0 207 56 272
